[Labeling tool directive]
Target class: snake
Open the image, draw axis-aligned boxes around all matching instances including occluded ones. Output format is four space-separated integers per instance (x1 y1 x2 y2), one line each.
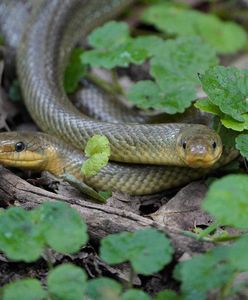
0 0 239 195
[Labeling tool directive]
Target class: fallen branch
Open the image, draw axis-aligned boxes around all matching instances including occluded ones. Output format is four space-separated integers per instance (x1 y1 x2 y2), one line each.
0 167 212 256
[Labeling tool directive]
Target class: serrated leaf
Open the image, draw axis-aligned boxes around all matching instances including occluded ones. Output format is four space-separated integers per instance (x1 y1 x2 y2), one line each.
132 36 164 57
142 3 247 53
3 279 46 300
235 134 248 159
194 98 221 116
82 21 149 69
85 135 110 157
128 36 217 114
86 277 122 300
100 228 173 275
64 48 86 93
121 289 151 300
82 135 111 177
88 21 130 49
128 80 195 114
34 202 88 254
200 66 248 122
221 114 248 131
47 264 87 300
174 251 235 298
82 42 148 69
151 36 218 89
203 175 248 228
0 207 44 262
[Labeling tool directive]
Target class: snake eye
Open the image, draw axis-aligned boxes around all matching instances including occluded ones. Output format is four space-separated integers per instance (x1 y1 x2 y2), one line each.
212 141 217 149
182 141 187 150
15 142 25 152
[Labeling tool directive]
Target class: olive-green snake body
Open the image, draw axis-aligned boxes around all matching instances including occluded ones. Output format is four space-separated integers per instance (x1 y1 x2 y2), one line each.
0 0 239 195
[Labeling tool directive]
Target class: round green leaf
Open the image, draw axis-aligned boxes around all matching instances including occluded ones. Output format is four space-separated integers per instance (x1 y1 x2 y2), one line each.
121 289 151 300
35 202 88 253
3 279 46 300
200 66 248 122
174 251 235 297
0 207 44 262
47 263 87 300
100 228 173 275
235 134 248 160
203 175 248 228
86 277 122 300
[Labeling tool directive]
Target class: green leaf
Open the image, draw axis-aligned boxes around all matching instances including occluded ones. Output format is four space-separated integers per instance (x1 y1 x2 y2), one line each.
203 175 248 228
151 36 218 89
174 251 235 298
227 235 248 271
100 228 173 275
82 21 148 69
142 3 247 53
235 134 248 159
88 21 130 49
0 207 44 262
221 114 248 131
82 42 147 69
64 48 86 93
200 66 248 122
47 264 87 300
3 279 46 300
82 135 111 177
86 277 122 300
34 202 88 253
128 36 217 114
154 290 181 300
194 98 221 116
132 36 164 57
121 289 151 300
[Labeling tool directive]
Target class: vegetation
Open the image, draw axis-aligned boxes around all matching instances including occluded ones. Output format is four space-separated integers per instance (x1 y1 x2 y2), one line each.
2 0 248 299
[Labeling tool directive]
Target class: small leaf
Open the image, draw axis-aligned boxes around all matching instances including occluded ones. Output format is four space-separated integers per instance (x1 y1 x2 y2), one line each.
121 289 151 300
3 279 46 300
128 36 217 114
86 277 122 300
200 66 248 122
47 264 87 300
100 228 173 275
88 21 130 49
82 21 150 69
85 135 110 157
203 175 248 228
194 98 221 116
227 235 248 271
235 134 248 159
0 207 44 262
64 48 86 93
154 290 181 300
82 135 111 177
128 80 194 114
174 250 235 298
82 42 147 69
142 3 247 53
34 202 88 254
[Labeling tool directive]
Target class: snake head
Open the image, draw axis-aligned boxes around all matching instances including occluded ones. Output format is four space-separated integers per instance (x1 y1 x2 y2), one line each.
0 132 50 170
176 125 223 168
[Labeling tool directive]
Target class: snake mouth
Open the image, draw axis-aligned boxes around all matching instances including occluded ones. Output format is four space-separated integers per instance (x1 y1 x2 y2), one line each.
185 152 222 168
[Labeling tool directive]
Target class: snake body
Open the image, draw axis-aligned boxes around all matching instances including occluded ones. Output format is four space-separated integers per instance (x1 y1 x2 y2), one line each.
0 0 238 195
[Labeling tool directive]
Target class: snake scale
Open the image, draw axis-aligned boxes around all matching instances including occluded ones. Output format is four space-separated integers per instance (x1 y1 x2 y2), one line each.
0 0 238 195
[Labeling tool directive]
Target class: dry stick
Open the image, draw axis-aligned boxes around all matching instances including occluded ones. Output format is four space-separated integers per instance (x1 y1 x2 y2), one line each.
0 167 212 256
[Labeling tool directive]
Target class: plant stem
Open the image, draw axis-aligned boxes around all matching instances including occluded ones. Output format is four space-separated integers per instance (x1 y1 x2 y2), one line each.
44 248 53 271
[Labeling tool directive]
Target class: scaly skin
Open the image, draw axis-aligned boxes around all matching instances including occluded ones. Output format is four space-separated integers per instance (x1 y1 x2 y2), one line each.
0 132 238 195
14 0 222 166
0 1 239 195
